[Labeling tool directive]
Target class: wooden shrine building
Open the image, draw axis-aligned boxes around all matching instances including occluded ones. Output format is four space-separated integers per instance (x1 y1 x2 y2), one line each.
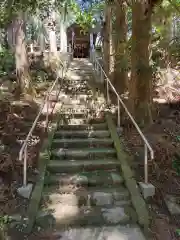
67 23 90 58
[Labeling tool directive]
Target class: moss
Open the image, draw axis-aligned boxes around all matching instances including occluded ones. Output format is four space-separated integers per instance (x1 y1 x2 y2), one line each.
106 113 150 230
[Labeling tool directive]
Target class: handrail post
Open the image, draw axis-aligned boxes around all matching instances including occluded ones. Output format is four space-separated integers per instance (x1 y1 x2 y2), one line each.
106 80 110 104
23 145 27 187
144 144 148 184
97 63 99 75
100 68 103 83
46 96 49 128
117 99 120 127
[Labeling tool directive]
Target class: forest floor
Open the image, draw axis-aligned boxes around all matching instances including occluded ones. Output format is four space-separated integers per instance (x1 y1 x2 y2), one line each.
122 72 180 240
0 59 56 227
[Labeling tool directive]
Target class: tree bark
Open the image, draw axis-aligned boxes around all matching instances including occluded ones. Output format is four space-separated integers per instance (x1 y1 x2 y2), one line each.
49 7 57 54
49 29 57 53
15 13 33 95
39 33 45 52
109 6 115 83
129 0 152 125
113 0 127 94
60 17 67 52
103 4 111 75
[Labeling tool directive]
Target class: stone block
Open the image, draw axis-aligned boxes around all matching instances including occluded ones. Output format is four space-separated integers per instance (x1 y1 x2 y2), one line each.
111 172 123 184
17 183 33 199
92 192 113 206
139 182 155 199
101 206 129 224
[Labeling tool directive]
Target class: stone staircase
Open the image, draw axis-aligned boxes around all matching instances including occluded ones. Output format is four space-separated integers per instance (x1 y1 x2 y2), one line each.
30 60 147 239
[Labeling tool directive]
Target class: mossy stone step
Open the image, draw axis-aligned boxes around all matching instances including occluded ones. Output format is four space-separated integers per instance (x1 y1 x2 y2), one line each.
44 170 123 187
43 185 129 198
42 193 131 208
59 92 90 98
51 138 113 148
36 205 136 228
61 104 88 109
54 130 110 139
44 225 146 240
64 86 88 91
42 186 130 207
63 88 92 94
61 108 90 114
57 123 107 131
47 159 120 173
59 113 89 118
51 148 116 160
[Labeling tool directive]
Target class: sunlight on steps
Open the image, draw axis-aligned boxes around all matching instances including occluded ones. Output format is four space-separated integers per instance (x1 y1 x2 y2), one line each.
54 225 145 240
28 59 147 240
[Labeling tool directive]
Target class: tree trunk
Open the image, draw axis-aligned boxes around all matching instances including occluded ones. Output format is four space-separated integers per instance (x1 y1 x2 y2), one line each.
129 1 152 125
39 33 45 52
49 9 57 54
103 4 111 75
15 13 33 95
60 18 67 52
109 6 115 83
113 0 127 94
7 20 16 50
49 29 57 53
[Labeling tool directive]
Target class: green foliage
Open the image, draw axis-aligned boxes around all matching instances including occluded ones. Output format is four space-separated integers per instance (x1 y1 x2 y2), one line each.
0 215 11 239
0 47 15 76
172 158 180 176
0 215 11 228
70 0 104 31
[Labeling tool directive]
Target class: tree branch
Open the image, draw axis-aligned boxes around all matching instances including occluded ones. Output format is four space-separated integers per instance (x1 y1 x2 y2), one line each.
168 0 180 14
124 0 132 8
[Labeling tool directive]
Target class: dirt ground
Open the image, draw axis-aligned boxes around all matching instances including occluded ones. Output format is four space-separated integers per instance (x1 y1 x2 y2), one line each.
0 57 56 221
122 89 180 240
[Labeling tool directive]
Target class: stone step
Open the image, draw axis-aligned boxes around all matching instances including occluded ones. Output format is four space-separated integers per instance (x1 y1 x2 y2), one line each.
44 170 123 187
59 112 89 119
63 88 92 95
47 225 146 240
54 130 110 139
57 123 108 131
52 138 113 148
47 159 120 173
42 193 131 208
59 93 90 100
51 148 116 160
44 184 129 198
62 80 87 86
42 186 130 207
61 91 93 97
59 118 90 125
60 98 88 105
62 104 89 110
37 205 136 228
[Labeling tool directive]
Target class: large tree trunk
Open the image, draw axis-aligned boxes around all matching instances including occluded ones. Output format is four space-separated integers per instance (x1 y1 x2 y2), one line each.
109 5 115 83
49 28 57 53
49 8 57 54
103 4 111 75
113 0 127 94
15 13 33 96
60 18 67 52
129 1 152 125
39 33 45 52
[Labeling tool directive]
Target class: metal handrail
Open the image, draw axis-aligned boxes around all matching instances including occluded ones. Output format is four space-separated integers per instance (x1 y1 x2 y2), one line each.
90 49 154 184
19 52 72 187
